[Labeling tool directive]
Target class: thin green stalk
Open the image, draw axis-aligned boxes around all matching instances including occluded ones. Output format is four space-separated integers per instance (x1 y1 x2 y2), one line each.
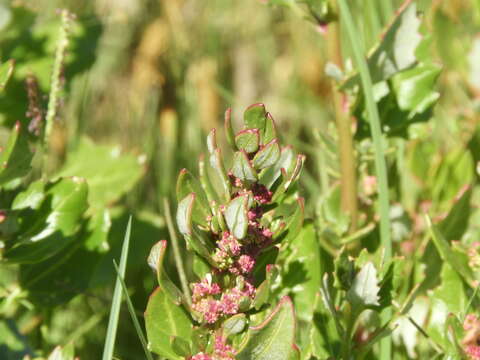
102 217 132 360
326 8 359 231
337 0 392 358
365 0 382 46
163 198 191 305
44 9 71 146
337 0 392 276
113 261 155 360
379 0 394 24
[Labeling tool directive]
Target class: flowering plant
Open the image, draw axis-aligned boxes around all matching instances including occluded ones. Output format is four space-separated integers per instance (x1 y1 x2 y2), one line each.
145 104 305 360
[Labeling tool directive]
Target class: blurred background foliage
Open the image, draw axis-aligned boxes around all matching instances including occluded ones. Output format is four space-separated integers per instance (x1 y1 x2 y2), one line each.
1 0 480 358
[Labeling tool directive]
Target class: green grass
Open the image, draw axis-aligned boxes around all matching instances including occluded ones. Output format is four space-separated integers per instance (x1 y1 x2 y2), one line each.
102 217 132 360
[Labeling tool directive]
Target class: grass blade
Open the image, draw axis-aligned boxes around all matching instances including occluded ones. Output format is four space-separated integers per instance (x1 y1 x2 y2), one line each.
102 216 132 360
113 260 155 360
337 0 392 358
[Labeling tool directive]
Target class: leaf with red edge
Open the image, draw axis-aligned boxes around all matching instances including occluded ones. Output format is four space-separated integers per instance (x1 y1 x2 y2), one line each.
236 129 260 154
253 139 280 170
231 150 258 182
177 169 210 227
176 193 195 236
147 241 184 305
244 103 267 135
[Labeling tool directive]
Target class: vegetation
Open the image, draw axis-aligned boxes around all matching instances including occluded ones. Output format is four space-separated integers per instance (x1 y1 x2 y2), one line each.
1 0 480 359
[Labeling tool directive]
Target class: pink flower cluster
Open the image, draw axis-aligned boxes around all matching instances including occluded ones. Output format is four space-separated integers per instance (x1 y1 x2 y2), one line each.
191 279 255 324
190 335 234 360
252 183 273 204
466 346 480 360
189 151 277 357
463 314 480 359
468 242 480 270
190 353 212 360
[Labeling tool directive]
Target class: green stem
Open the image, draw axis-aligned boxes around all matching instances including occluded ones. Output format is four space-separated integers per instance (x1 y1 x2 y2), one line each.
379 0 394 24
342 304 358 360
44 9 71 147
337 0 391 275
163 198 191 305
365 0 382 46
42 9 72 176
326 10 358 231
337 0 392 358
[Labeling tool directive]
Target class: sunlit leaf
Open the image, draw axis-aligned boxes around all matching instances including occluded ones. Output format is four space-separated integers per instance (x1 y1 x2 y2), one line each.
236 296 296 360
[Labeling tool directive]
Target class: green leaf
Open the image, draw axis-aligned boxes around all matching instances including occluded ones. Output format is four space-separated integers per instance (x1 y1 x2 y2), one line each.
333 248 355 291
429 265 466 351
210 148 231 201
244 103 267 135
285 221 321 321
47 344 75 360
317 184 350 237
18 208 111 306
288 345 300 360
147 241 184 305
253 265 279 310
274 198 304 245
145 287 193 359
253 139 280 170
225 195 248 239
341 1 422 88
187 228 216 266
198 154 219 204
192 253 210 279
176 194 194 236
282 154 306 193
0 122 33 187
236 296 296 360
260 146 295 189
391 63 441 116
176 169 210 226
320 274 345 338
426 215 476 288
171 336 191 357
235 129 260 154
433 264 466 314
56 137 144 209
438 185 472 241
224 108 236 149
12 180 45 210
346 262 380 309
231 150 258 182
0 59 14 91
206 129 231 200
310 292 340 359
223 313 247 337
4 177 88 263
263 112 277 144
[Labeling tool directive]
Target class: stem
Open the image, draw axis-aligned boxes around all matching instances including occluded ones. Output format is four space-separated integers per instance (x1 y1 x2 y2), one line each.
42 9 72 176
326 11 358 231
365 0 382 46
44 9 71 147
337 0 392 358
163 198 191 305
379 0 394 24
342 304 358 360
